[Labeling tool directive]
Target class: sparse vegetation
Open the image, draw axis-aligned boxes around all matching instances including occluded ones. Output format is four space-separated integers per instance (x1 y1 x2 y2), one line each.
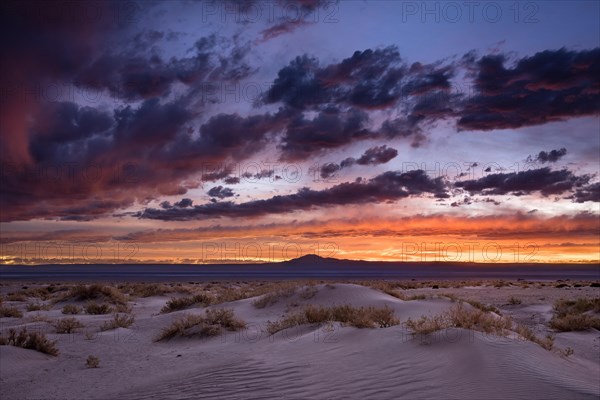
508 297 522 305
101 314 135 331
155 308 245 341
515 325 554 350
62 304 82 314
26 303 51 312
0 328 58 356
299 286 318 300
84 302 113 315
266 304 400 335
549 298 600 331
86 355 100 368
0 305 23 318
252 287 296 308
54 317 85 333
60 284 127 305
5 293 26 302
405 304 512 338
160 293 212 313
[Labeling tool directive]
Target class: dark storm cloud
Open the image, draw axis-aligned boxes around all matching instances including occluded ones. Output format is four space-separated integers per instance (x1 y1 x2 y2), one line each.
75 34 253 101
355 145 398 165
571 183 600 203
279 107 376 161
533 148 568 163
319 145 398 179
137 169 449 221
207 186 235 199
264 47 410 110
455 167 592 197
458 48 600 131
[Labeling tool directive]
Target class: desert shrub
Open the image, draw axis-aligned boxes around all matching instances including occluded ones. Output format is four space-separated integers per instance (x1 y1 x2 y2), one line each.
464 300 501 314
0 328 58 355
549 298 600 331
405 315 450 335
515 325 554 350
253 287 296 309
266 304 399 334
62 304 82 315
0 305 23 318
84 302 113 315
26 303 51 312
61 284 127 304
54 317 84 333
405 304 512 337
5 293 26 302
563 347 574 357
121 283 173 298
86 355 100 368
553 298 600 315
155 309 245 341
160 293 212 313
550 314 600 331
299 286 318 300
508 297 522 305
101 314 135 331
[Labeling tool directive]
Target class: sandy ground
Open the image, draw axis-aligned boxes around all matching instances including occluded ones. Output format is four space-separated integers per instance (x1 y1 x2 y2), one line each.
0 282 599 399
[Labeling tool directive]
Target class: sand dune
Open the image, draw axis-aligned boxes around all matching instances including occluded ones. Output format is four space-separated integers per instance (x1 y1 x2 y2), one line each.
1 283 598 399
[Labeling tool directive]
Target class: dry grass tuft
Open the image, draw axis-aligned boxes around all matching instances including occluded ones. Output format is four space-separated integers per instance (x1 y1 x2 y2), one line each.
0 305 23 318
252 287 296 308
549 298 600 331
60 284 127 305
84 302 113 315
266 304 399 335
515 325 554 350
62 304 82 315
405 304 512 337
101 314 135 331
160 293 212 313
86 355 100 368
0 328 58 356
26 303 52 312
155 308 245 341
54 317 84 333
508 297 522 305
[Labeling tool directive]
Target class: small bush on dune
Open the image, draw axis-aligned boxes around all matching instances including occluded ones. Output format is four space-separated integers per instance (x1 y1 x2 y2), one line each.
508 297 522 305
515 325 554 350
155 308 245 341
405 304 512 338
160 293 212 313
62 304 82 314
299 286 318 300
26 303 51 312
549 298 600 331
84 302 113 315
101 314 135 331
54 317 84 333
0 305 23 318
253 287 296 309
86 355 100 368
5 293 26 302
266 304 400 334
550 314 600 331
120 283 174 298
405 315 450 335
0 328 58 355
61 284 127 305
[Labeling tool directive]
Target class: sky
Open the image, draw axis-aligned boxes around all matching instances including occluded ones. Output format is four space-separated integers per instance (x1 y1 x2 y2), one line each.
0 0 599 264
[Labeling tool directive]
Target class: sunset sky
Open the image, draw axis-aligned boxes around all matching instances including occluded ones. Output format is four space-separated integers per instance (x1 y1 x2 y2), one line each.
0 0 599 264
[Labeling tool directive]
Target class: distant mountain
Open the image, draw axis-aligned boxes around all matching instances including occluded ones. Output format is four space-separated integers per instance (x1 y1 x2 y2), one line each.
284 254 347 264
